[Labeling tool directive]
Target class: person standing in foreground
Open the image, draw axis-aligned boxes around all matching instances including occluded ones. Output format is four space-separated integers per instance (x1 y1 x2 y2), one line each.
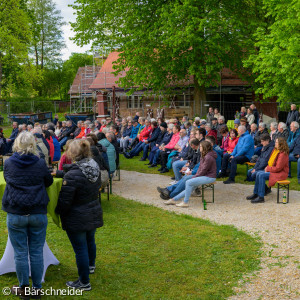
55 139 102 291
2 132 53 298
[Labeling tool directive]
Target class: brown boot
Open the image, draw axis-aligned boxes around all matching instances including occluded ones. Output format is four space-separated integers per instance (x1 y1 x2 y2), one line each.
11 285 30 299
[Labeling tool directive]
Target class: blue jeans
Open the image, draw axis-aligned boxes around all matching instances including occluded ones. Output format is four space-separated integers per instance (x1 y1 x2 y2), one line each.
66 229 97 284
59 136 69 148
253 171 270 197
288 153 300 178
246 168 259 182
129 141 144 157
173 176 216 203
141 143 150 160
148 146 159 164
152 149 161 165
7 213 48 289
167 175 192 198
172 160 187 181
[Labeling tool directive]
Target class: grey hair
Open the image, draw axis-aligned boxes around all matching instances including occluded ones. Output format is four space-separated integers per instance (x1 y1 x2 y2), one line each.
251 123 258 129
218 116 225 121
27 124 33 130
140 117 146 122
238 125 246 133
291 104 297 109
291 121 299 129
278 122 287 130
205 123 211 129
194 117 201 122
168 123 175 130
102 127 109 134
259 122 266 129
13 131 38 156
62 121 67 124
270 122 278 130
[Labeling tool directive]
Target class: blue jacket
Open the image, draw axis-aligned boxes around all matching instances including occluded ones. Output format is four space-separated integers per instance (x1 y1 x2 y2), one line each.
290 135 300 156
147 127 160 147
122 126 132 138
130 124 140 139
161 132 173 146
98 139 116 172
52 137 61 162
9 128 19 143
156 130 167 145
254 141 274 171
231 131 254 160
2 152 53 215
213 145 223 175
287 129 300 148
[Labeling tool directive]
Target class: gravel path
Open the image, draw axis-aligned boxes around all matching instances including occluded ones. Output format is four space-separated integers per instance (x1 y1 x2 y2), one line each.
113 170 300 300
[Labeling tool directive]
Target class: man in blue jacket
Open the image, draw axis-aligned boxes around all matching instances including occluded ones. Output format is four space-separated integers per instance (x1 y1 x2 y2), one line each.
6 122 19 153
288 134 300 183
246 134 274 182
220 125 254 184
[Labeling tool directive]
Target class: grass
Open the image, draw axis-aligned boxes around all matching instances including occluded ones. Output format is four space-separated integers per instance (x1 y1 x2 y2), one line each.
0 194 262 299
119 153 300 191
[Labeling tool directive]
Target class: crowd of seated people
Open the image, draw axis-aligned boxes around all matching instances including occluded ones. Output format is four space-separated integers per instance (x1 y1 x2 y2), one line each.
118 103 300 207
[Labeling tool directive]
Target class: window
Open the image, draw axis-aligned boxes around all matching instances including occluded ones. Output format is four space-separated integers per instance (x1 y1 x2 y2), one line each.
174 94 192 108
127 95 143 109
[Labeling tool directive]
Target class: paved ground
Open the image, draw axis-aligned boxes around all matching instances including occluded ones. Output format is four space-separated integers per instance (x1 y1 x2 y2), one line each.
113 170 300 300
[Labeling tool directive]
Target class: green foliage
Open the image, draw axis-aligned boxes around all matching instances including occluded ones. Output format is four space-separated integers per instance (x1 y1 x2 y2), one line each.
245 0 300 103
71 0 262 103
0 194 261 299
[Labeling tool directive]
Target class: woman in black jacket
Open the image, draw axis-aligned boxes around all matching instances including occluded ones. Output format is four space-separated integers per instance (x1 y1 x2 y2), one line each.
55 139 102 291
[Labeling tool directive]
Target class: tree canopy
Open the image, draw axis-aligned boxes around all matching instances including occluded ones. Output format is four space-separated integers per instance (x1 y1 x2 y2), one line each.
245 0 300 103
71 0 263 109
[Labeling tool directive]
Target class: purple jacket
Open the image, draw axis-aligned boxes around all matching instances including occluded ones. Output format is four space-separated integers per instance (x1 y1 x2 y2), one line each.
193 151 217 178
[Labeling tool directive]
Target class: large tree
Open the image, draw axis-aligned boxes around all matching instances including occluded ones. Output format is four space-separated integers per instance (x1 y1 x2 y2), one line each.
28 0 65 69
245 0 300 104
71 0 262 112
0 0 31 97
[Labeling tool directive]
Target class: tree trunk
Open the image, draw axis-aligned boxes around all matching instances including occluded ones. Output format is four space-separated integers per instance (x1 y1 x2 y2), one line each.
193 76 206 118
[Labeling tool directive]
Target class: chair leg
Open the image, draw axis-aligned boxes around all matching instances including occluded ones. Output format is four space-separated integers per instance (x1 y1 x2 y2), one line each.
110 178 112 194
277 184 279 203
287 184 290 203
212 185 215 203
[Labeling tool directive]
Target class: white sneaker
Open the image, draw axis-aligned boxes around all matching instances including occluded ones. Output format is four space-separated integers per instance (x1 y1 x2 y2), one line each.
176 201 189 208
164 199 177 205
169 180 178 185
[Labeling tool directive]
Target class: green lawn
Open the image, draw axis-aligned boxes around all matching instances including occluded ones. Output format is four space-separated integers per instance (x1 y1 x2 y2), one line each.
0 194 261 299
119 154 300 191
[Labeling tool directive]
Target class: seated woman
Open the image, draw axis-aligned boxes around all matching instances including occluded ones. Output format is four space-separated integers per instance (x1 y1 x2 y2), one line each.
164 141 217 208
246 137 289 203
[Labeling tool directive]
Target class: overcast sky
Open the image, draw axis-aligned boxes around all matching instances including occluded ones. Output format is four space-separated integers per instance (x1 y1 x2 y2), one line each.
53 0 92 60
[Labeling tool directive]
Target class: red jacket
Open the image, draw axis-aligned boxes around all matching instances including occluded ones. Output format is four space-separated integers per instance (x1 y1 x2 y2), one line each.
139 125 152 142
265 151 289 187
165 132 180 150
221 134 229 153
227 137 239 153
47 136 54 161
75 127 85 139
58 153 72 171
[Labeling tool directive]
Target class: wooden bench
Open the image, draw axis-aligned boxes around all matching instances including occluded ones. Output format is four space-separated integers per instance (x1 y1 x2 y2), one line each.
276 180 290 204
201 182 216 208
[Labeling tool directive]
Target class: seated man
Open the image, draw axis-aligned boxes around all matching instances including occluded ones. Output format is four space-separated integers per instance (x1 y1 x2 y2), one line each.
119 120 133 152
172 136 200 182
6 121 19 153
287 121 300 147
254 122 268 155
246 134 274 182
273 122 289 141
288 133 300 182
140 121 160 161
219 125 254 184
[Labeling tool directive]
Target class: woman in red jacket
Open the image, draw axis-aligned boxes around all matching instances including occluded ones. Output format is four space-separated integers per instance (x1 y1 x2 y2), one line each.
227 129 239 154
246 137 289 203
164 141 217 207
43 130 54 162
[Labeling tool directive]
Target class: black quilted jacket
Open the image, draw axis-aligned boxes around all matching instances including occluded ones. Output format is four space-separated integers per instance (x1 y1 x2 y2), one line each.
2 152 53 215
55 161 103 232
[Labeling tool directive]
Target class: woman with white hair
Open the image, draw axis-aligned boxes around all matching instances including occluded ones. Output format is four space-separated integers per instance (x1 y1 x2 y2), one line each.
2 131 53 297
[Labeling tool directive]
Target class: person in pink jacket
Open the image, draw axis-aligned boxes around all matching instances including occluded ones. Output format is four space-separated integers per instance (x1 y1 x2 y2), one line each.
158 124 180 173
